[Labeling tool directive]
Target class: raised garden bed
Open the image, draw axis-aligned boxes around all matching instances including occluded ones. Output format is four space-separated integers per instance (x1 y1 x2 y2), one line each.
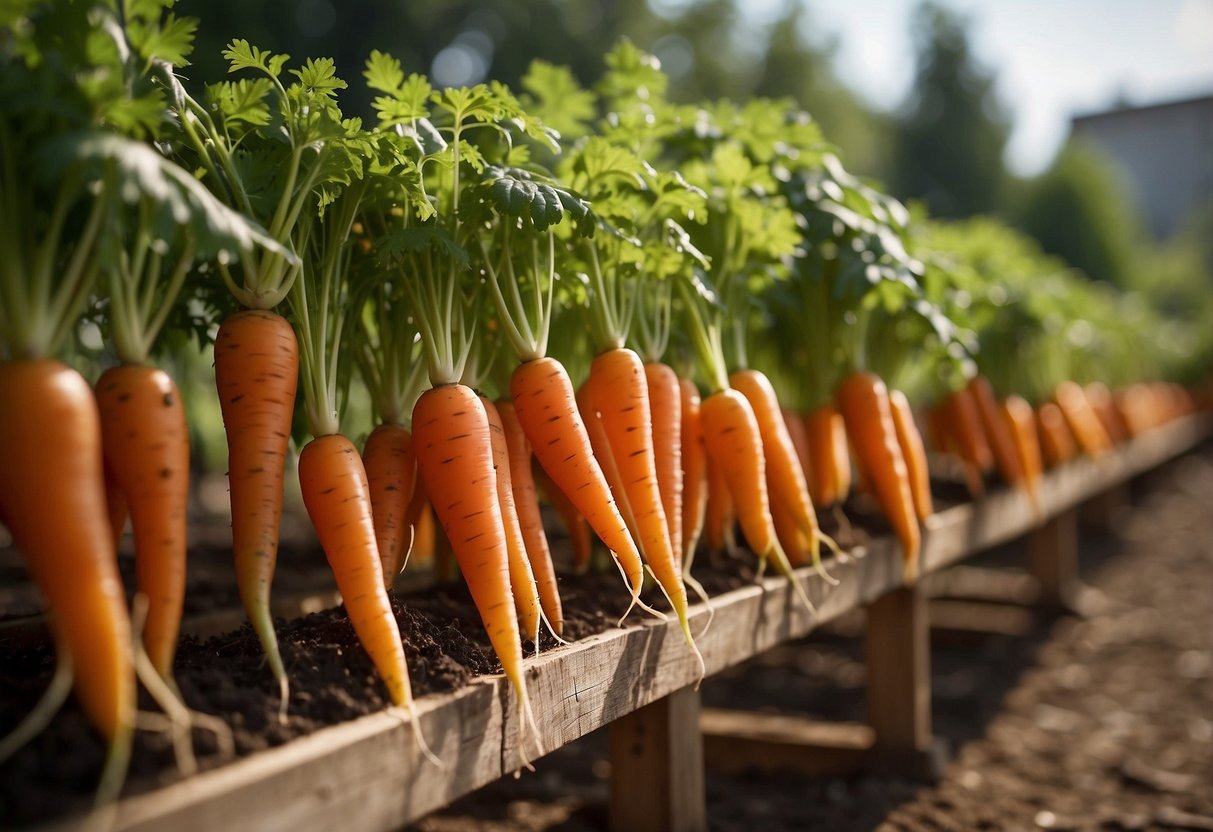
4 415 1204 832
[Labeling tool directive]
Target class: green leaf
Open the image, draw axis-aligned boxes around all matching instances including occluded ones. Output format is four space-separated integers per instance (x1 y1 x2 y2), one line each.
130 12 197 66
40 130 293 263
289 56 346 100
569 137 647 191
520 60 596 141
364 49 405 95
223 39 290 79
475 165 592 234
207 78 273 126
376 224 468 267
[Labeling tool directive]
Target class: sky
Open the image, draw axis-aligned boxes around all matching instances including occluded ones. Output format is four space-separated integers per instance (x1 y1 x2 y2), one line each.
800 0 1213 175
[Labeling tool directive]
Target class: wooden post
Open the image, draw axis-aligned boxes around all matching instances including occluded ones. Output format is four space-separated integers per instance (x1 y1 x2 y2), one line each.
864 584 946 778
1027 507 1081 611
609 686 706 832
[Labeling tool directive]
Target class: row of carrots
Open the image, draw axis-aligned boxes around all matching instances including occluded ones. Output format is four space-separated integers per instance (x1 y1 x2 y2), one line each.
1 1 1208 809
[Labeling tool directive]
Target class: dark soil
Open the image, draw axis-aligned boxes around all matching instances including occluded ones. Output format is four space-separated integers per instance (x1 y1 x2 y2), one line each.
0 512 763 828
408 448 1213 832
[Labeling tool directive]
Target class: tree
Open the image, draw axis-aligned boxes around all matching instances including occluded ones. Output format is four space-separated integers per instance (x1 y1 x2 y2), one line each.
888 1 1011 217
1014 139 1144 287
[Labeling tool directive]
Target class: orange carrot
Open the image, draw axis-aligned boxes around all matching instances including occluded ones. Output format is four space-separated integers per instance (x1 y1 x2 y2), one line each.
1001 395 1043 514
967 376 1024 492
730 369 834 583
888 389 934 521
804 405 850 507
534 462 593 572
298 433 413 707
1084 381 1126 445
481 396 542 646
101 458 128 552
510 357 646 605
213 309 297 699
925 401 952 455
703 445 736 558
1037 401 1078 467
836 372 920 582
1053 380 1113 457
497 400 564 636
645 362 683 566
413 384 534 735
679 378 709 566
96 364 189 679
0 360 135 784
1114 383 1155 438
411 499 436 566
586 348 696 657
940 387 992 497
362 423 416 588
782 407 812 494
699 387 811 607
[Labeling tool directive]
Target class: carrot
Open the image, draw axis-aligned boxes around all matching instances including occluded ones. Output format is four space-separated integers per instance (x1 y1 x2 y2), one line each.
1037 401 1078 467
510 357 647 609
101 458 128 552
645 361 683 566
534 462 593 572
888 389 934 521
730 369 836 584
804 405 850 507
967 376 1024 492
362 423 416 588
0 360 135 794
782 407 812 495
413 384 537 748
699 387 813 608
680 377 709 567
96 364 189 680
586 348 698 661
703 445 737 558
481 396 542 646
925 401 952 455
1114 383 1155 438
411 499 436 567
836 372 921 582
298 433 414 708
1001 395 1043 514
940 387 992 498
213 308 297 704
1084 381 1126 445
1053 380 1113 457
497 400 564 637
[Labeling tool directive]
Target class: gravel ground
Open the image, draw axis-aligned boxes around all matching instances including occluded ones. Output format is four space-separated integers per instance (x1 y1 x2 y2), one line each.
411 447 1213 832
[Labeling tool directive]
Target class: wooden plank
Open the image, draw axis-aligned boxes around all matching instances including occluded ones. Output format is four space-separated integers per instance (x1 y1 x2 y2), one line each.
701 710 873 778
609 687 705 832
1027 508 1082 612
37 415 1208 832
865 586 930 753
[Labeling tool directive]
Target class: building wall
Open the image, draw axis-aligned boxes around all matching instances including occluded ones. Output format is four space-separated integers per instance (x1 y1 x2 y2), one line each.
1070 96 1213 239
